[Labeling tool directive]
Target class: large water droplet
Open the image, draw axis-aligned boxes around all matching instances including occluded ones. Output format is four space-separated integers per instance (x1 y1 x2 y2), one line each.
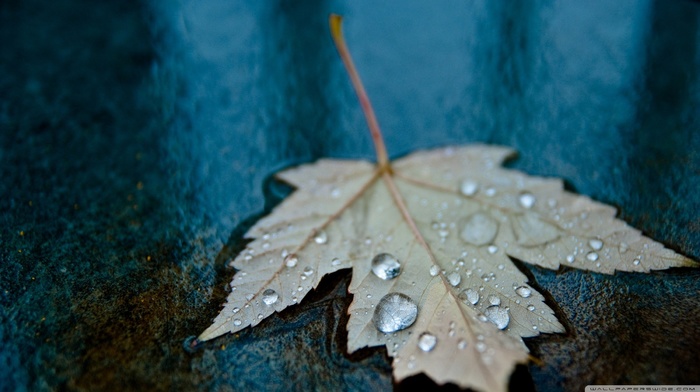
373 293 418 333
285 254 298 268
262 289 279 305
589 239 604 250
518 192 536 209
371 253 402 280
314 230 328 244
459 288 480 305
484 306 509 330
448 272 461 287
459 180 479 196
429 265 440 277
418 332 437 352
515 286 532 298
460 212 499 246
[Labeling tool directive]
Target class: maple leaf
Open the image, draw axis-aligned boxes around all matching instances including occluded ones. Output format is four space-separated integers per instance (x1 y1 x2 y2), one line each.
196 15 696 391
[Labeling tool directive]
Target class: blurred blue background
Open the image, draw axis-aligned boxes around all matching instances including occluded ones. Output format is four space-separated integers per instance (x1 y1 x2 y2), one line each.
1 0 698 390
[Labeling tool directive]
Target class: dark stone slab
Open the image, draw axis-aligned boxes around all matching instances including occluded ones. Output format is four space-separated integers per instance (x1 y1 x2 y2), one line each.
1 0 698 391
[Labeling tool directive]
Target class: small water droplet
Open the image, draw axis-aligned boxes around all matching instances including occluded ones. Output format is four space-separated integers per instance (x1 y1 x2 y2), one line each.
297 286 303 292
633 259 640 266
457 340 468 350
281 249 289 258
527 305 536 311
475 342 487 353
460 212 499 246
485 187 496 197
303 266 314 276
262 289 279 305
438 229 449 239
566 254 575 263
518 192 536 209
589 239 604 250
484 306 509 329
373 293 418 333
586 252 599 262
619 242 629 253
330 187 341 198
429 265 440 276
245 293 254 301
515 286 532 298
331 257 341 266
285 254 298 267
497 264 505 270
233 319 242 326
371 253 402 280
459 180 479 196
487 245 499 254
314 230 328 244
448 272 461 286
418 332 437 353
232 307 240 313
459 288 480 305
487 295 501 306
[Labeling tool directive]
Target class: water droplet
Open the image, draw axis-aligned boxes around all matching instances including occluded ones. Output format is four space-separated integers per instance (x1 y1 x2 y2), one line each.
487 245 499 254
457 340 468 350
373 293 418 333
331 257 341 266
285 254 298 267
518 192 536 209
438 229 449 239
418 332 437 352
262 289 279 305
245 293 254 301
233 319 242 326
566 254 575 263
515 286 532 298
487 295 501 306
330 187 341 198
429 265 440 277
497 264 505 270
527 305 536 311
460 212 499 246
475 342 487 353
303 266 314 276
459 288 480 305
232 307 240 313
448 272 461 286
619 242 629 253
633 259 640 266
589 239 604 250
314 230 328 244
459 180 479 196
586 252 599 262
371 253 402 280
484 306 509 330
485 187 496 197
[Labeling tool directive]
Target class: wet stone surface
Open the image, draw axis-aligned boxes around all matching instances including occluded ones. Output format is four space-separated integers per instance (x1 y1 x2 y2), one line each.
1 0 699 391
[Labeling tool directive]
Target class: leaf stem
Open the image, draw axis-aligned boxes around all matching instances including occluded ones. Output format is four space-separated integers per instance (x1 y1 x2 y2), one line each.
330 14 390 170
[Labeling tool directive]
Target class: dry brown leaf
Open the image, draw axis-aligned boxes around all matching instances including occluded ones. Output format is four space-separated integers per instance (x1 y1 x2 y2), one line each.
196 15 696 392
